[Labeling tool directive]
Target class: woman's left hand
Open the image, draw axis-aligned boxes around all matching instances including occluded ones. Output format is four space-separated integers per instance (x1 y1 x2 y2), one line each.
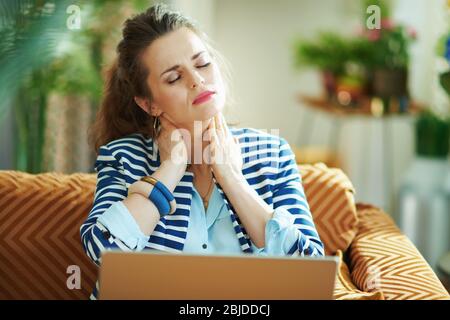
206 113 274 248
207 112 243 186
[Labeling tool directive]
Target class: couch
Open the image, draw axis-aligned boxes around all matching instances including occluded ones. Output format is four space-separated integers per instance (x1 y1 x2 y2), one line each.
0 163 448 300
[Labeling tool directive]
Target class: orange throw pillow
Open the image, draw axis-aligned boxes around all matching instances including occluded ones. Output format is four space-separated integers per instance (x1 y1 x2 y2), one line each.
348 204 450 300
299 163 358 255
333 250 384 300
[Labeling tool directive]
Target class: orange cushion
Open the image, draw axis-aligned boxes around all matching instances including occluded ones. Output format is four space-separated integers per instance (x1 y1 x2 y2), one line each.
333 250 384 300
0 171 97 299
299 163 358 255
348 204 450 300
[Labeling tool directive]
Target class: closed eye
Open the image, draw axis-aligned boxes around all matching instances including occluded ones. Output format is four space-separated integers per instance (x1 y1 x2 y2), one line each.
168 62 211 84
199 62 211 69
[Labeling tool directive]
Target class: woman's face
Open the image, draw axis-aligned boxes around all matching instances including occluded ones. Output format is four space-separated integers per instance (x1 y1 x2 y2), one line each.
140 27 226 130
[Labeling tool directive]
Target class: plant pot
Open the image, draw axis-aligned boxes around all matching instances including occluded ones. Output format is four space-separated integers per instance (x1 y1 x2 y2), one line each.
335 75 366 106
321 70 337 99
372 68 408 98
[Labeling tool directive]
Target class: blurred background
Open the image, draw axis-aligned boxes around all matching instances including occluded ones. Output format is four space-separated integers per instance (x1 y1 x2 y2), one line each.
0 0 449 279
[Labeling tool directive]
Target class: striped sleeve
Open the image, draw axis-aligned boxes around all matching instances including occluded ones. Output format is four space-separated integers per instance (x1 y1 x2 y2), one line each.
79 145 139 267
271 137 325 257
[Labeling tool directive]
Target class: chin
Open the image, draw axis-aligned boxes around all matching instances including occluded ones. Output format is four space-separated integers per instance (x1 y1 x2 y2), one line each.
198 104 223 120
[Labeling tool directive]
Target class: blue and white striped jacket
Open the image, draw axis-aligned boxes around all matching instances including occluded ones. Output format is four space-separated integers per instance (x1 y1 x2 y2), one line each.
80 127 324 274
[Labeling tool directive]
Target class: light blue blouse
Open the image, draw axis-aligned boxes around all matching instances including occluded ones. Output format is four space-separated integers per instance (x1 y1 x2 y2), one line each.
97 183 301 256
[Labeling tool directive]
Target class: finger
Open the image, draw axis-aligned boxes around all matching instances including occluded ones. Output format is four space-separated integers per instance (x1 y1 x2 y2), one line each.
208 118 218 144
220 113 231 138
214 114 225 140
210 120 219 142
207 117 214 131
211 116 216 128
214 114 222 131
217 113 231 145
210 118 221 141
208 127 217 161
203 119 212 141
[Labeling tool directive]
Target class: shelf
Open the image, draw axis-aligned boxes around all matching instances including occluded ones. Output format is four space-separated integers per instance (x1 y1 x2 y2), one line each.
298 95 424 118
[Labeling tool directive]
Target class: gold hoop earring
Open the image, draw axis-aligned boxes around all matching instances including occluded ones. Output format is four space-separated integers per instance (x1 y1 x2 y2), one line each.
153 116 160 136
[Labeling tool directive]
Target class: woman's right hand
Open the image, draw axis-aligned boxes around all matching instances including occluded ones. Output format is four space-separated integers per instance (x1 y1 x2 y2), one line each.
156 113 189 168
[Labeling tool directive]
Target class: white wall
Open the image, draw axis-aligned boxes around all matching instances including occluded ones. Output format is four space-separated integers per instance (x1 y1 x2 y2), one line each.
166 0 217 37
394 0 449 112
213 0 361 139
199 0 401 212
169 0 449 216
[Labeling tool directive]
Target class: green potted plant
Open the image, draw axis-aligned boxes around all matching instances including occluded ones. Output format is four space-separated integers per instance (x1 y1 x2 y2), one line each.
415 109 450 158
357 18 416 98
293 32 366 103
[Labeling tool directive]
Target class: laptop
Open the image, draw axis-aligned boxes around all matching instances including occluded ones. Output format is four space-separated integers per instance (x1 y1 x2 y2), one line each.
98 250 339 300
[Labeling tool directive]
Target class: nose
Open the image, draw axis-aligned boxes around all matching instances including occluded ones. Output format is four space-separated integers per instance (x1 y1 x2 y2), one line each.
189 70 205 89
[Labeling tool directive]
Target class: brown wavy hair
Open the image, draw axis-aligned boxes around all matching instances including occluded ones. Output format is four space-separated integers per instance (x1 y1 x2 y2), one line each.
89 3 234 154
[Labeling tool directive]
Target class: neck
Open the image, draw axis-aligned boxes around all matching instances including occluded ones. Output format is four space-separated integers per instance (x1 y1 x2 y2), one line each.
185 118 213 169
188 162 211 176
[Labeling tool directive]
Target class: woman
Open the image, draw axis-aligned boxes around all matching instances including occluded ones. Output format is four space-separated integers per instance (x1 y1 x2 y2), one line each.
81 3 324 300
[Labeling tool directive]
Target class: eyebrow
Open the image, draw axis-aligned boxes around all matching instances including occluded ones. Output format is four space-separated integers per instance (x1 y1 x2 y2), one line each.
160 51 206 78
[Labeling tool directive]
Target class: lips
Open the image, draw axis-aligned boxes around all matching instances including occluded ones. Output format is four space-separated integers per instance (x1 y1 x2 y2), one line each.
193 90 215 105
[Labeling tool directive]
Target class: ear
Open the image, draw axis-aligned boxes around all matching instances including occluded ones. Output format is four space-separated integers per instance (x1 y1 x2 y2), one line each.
134 96 150 113
134 96 161 117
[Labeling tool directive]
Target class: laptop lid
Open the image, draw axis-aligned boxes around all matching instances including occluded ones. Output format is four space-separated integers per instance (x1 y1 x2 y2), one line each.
99 250 339 300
